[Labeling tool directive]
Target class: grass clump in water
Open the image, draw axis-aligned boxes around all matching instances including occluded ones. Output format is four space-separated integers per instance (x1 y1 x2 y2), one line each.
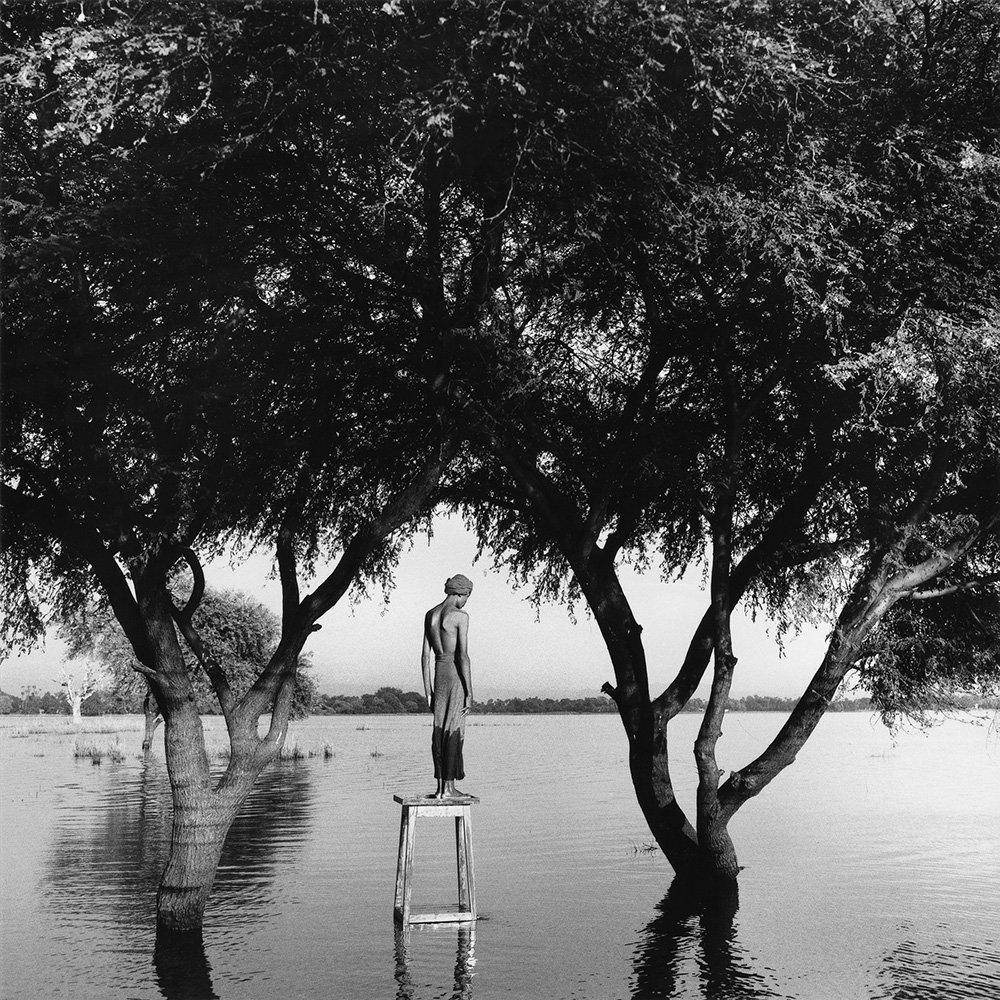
74 742 105 764
73 739 127 764
280 741 307 761
630 841 659 855
370 748 384 759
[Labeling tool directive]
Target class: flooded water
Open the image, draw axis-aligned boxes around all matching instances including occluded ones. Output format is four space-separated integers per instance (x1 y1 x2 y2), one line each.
1 712 998 999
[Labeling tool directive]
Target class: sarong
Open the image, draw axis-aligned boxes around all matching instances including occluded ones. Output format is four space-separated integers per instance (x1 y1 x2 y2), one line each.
432 653 465 780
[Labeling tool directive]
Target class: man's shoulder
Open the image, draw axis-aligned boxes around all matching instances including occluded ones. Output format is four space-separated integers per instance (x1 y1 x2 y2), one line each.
444 608 469 621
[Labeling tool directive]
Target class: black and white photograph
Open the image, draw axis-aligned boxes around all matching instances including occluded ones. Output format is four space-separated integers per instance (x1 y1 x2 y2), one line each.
1 2 999 998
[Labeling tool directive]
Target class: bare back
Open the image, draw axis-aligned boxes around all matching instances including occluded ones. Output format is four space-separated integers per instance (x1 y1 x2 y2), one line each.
424 602 466 658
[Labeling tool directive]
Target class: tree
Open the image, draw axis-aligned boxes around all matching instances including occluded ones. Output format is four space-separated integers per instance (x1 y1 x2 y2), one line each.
1 0 521 931
435 0 1000 880
55 660 102 724
60 585 319 746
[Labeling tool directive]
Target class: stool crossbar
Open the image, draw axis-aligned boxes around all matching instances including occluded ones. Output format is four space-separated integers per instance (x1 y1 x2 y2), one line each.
393 794 479 924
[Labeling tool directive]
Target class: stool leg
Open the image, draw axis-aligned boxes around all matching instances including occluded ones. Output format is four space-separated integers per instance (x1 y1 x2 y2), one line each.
456 815 469 911
462 806 477 919
394 808 408 921
402 808 416 923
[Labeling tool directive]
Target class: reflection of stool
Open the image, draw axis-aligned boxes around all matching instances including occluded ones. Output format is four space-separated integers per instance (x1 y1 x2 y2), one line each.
393 794 479 924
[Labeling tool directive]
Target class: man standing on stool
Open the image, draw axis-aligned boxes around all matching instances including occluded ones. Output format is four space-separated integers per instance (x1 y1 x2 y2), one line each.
422 574 474 799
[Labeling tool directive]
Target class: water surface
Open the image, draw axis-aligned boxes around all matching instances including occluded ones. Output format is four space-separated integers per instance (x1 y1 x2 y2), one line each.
1 712 998 999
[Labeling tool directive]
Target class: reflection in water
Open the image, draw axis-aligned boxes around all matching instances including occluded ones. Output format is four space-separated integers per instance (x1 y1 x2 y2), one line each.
4 713 998 999
153 929 218 1000
39 755 315 999
631 880 777 1000
878 935 1000 999
394 922 476 1000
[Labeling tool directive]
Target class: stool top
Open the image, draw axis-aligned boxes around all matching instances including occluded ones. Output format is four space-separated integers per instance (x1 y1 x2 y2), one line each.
393 793 480 805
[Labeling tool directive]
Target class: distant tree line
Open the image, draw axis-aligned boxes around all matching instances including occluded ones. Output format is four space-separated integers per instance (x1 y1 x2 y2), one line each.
310 689 1000 715
308 687 942 715
0 675 316 718
7 682 996 717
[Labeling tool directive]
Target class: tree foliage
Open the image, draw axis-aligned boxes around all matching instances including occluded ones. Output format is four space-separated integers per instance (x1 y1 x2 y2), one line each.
1 0 997 895
60 585 317 717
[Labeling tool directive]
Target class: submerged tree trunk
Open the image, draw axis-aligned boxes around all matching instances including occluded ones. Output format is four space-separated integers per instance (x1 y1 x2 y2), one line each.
155 695 224 932
628 708 701 875
157 791 238 932
154 701 261 932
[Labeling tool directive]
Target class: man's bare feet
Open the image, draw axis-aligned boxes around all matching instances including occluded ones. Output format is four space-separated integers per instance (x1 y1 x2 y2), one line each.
442 781 468 798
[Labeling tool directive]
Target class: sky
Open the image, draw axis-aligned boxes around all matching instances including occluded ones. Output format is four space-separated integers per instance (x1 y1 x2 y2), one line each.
1 514 832 700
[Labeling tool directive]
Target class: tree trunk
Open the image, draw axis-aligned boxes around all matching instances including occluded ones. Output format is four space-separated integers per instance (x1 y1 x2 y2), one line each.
584 564 703 876
152 677 242 932
697 823 740 882
154 698 263 931
629 712 701 876
585 563 743 881
70 694 83 725
156 788 239 932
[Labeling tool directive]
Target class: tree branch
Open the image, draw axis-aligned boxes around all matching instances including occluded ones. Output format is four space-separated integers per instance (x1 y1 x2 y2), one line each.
241 436 460 718
164 547 236 721
1 480 156 669
655 435 835 717
909 572 1000 599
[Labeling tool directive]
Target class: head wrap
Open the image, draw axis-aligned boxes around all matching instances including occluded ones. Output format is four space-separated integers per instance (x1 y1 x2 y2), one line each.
444 574 474 596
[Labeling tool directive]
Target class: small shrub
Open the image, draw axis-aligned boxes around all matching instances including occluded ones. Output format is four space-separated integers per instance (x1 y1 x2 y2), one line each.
323 743 334 760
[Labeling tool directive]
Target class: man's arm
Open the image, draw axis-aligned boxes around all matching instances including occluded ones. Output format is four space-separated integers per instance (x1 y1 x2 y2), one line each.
455 612 473 714
421 629 433 709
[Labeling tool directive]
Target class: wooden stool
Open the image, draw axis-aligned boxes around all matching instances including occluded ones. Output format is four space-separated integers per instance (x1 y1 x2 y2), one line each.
393 793 479 924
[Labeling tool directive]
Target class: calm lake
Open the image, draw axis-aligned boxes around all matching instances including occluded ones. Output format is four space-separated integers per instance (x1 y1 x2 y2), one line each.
1 712 998 999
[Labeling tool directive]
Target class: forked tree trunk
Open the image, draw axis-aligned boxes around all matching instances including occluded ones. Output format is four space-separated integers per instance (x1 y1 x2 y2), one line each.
585 564 744 882
582 565 704 877
154 700 263 932
70 695 83 725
